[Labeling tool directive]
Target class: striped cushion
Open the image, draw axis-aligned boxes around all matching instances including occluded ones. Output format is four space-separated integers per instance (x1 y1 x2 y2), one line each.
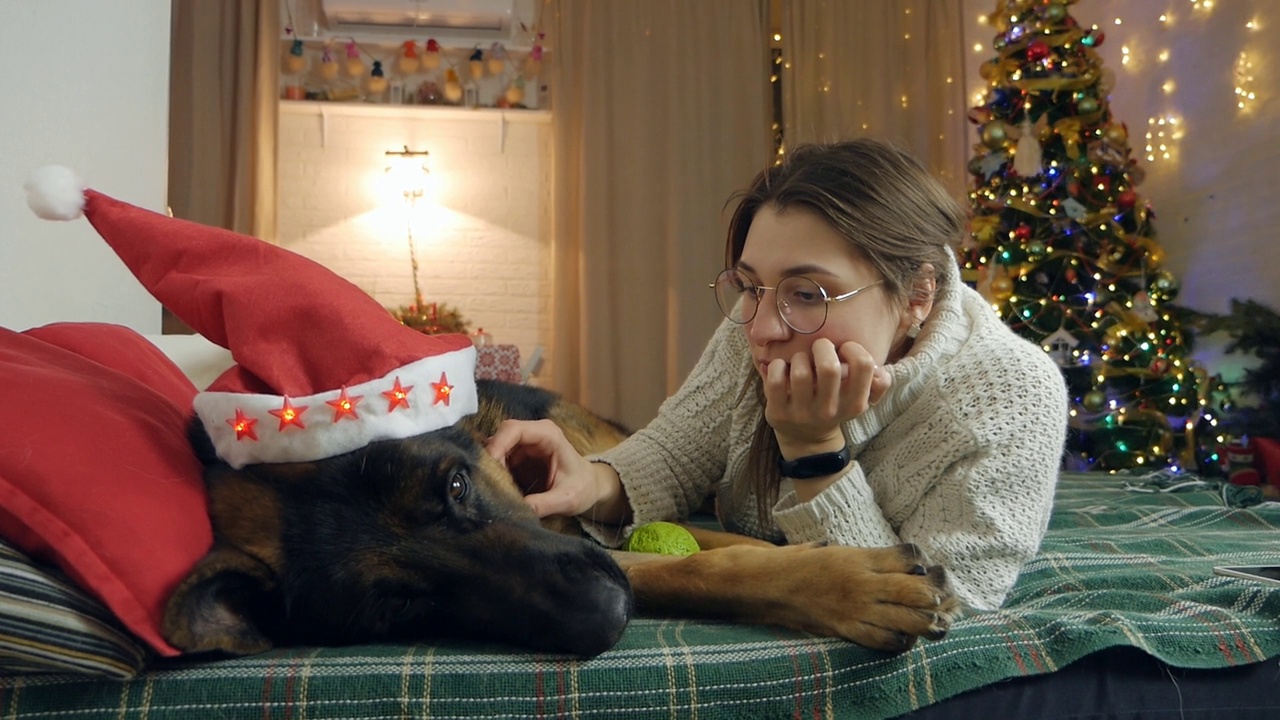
0 539 146 678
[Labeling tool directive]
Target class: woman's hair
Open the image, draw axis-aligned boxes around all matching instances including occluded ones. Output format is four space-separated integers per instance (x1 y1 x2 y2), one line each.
725 139 967 527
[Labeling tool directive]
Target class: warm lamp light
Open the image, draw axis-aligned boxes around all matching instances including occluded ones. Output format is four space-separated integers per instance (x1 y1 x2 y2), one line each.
385 146 430 200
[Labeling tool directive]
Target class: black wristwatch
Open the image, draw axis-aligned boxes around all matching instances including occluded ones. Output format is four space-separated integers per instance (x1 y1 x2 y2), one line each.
777 445 851 479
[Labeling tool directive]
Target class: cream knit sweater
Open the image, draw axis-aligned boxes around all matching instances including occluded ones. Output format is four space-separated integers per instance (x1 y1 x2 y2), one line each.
589 261 1069 611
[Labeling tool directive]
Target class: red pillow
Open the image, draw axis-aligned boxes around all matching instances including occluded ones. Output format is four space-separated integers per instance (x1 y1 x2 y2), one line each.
0 322 211 656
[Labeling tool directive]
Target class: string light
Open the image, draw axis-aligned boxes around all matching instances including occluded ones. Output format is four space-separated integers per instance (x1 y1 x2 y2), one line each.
1234 52 1256 111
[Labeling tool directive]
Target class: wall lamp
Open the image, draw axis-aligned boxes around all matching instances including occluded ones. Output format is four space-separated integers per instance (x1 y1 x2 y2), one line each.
385 146 430 201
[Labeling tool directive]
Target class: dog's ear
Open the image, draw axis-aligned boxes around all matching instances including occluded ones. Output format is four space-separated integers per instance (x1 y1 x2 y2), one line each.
163 543 282 656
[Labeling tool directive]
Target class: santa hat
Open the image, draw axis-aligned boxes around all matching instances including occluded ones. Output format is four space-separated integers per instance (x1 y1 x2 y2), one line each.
24 166 477 469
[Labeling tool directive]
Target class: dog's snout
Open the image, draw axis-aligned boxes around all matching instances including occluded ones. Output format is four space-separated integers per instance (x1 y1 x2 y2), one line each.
547 551 632 657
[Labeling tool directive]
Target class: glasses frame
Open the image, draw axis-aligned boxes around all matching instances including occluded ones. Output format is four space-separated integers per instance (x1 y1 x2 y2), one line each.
710 269 885 335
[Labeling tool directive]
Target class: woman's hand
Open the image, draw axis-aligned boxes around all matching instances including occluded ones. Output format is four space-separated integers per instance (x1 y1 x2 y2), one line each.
485 419 629 523
763 337 892 458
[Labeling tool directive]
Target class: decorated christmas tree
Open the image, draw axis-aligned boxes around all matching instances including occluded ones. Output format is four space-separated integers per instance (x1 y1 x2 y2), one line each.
960 0 1222 472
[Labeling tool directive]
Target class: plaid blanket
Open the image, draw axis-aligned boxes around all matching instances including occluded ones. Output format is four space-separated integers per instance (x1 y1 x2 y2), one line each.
3 473 1278 719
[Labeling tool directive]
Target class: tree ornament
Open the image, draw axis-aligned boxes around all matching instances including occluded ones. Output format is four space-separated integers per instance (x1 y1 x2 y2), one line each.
1150 357 1171 376
1077 96 1099 115
991 275 1015 301
423 38 442 70
1027 240 1046 258
1014 116 1043 176
1132 290 1159 322
398 40 421 75
1103 122 1128 146
469 47 485 79
345 41 364 77
1082 29 1105 47
1026 40 1051 63
444 68 464 103
1044 2 1067 22
1083 390 1107 412
487 42 507 75
284 39 307 74
366 60 388 95
981 122 1009 149
1150 271 1180 302
1117 189 1137 210
1014 223 1033 241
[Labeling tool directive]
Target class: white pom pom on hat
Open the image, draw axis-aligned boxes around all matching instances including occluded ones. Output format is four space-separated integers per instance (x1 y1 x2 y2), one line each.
23 165 87 221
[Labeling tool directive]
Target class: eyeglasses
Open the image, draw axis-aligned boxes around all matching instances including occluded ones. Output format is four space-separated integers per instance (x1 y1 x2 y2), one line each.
710 268 884 334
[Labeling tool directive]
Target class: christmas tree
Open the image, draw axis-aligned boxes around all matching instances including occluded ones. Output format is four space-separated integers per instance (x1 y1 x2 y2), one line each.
960 0 1221 472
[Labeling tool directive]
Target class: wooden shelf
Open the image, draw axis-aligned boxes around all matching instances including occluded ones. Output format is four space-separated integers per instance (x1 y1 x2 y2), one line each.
280 99 550 123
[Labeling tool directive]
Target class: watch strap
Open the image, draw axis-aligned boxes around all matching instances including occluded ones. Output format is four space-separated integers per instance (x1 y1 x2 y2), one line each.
777 445 851 479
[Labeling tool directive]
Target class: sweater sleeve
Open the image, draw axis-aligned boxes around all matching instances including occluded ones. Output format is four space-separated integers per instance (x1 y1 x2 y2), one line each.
580 319 747 546
772 338 1068 611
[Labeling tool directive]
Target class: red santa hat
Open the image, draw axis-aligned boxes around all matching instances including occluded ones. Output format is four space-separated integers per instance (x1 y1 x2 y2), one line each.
24 166 477 469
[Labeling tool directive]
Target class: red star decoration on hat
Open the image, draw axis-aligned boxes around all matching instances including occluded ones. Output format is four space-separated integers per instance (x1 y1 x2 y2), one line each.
227 408 259 442
325 386 363 422
268 396 309 431
431 372 454 406
383 377 414 412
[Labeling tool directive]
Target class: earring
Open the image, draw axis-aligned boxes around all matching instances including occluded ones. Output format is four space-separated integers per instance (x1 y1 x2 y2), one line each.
906 320 922 339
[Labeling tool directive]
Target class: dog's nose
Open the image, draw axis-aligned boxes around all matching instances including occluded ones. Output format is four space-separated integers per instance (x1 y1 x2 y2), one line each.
550 560 632 657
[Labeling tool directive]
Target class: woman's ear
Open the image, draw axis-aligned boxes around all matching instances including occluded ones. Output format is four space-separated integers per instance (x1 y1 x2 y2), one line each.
907 263 937 326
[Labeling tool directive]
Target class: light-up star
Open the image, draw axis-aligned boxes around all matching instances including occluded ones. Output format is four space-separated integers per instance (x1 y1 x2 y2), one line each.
431 372 454 406
226 408 259 442
383 377 414 412
268 396 309 431
325 386 363 422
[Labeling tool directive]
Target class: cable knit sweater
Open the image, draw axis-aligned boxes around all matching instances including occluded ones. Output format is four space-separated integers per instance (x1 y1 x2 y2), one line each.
589 260 1069 611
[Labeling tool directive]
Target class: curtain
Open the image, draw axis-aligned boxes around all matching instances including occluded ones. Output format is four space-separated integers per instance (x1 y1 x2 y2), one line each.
781 0 969 195
547 0 773 430
169 0 278 237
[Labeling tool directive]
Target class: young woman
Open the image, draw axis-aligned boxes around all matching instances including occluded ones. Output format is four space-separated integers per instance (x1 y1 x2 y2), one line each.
487 139 1068 611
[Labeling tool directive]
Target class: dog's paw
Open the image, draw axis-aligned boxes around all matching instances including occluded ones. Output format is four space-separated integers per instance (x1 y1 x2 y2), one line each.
789 543 959 652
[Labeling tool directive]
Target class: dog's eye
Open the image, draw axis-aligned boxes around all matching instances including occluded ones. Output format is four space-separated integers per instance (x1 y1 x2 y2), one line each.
447 470 470 502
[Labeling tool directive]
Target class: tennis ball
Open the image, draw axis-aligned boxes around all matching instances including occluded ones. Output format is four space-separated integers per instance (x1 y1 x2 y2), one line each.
625 522 700 557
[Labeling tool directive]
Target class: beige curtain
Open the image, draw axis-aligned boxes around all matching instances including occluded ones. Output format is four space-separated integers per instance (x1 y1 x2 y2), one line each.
168 0 278 238
548 0 773 430
781 0 968 195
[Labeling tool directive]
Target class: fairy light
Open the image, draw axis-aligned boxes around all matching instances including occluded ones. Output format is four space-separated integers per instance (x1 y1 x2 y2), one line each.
1121 46 1131 65
1235 52 1256 111
1144 115 1182 162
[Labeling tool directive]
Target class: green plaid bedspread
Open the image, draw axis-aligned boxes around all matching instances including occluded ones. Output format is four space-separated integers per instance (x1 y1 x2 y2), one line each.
3 473 1278 719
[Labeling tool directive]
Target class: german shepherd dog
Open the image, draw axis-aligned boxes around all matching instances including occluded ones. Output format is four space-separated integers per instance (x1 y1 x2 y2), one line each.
164 380 957 658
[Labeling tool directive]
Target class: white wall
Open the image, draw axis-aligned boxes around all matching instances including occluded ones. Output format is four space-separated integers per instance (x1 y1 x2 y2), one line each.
276 103 552 380
960 0 1280 377
0 0 171 333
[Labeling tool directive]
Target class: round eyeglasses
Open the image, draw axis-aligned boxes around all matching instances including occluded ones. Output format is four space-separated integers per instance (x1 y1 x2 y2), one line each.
710 268 884 334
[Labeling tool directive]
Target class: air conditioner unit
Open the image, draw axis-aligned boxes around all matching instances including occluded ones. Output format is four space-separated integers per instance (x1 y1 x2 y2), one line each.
317 0 536 45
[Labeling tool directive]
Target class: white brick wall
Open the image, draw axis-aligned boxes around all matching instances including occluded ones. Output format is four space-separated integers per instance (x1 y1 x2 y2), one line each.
277 102 552 384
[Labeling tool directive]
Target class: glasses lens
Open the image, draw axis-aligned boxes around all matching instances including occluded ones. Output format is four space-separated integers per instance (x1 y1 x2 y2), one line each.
776 276 828 333
714 269 757 324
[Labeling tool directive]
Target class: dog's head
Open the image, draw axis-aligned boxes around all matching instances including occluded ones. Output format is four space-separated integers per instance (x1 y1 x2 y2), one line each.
165 420 632 658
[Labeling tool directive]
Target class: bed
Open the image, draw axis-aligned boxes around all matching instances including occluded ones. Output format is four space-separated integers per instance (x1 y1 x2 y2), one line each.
1 337 1278 719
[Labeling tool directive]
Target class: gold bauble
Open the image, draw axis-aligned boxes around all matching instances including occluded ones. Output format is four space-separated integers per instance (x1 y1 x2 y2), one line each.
524 57 542 77
487 58 505 75
990 275 1014 301
1104 123 1128 146
422 53 441 70
319 60 339 80
283 54 307 75
444 80 464 103
470 60 485 79
366 76 388 95
504 84 524 105
1082 390 1106 412
346 58 365 77
981 122 1009 150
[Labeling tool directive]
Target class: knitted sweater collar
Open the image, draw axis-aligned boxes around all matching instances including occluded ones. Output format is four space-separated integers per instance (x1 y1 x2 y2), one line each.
844 254 973 451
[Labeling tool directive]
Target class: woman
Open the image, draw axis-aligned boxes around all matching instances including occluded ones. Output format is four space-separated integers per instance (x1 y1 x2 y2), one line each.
487 139 1068 611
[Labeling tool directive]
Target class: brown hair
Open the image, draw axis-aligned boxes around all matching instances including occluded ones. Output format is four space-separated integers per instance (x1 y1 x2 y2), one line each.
724 139 967 526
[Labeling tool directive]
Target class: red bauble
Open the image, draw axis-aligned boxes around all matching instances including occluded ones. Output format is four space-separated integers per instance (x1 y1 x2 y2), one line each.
1150 357 1170 376
1026 40 1051 62
1117 189 1137 210
1014 224 1032 240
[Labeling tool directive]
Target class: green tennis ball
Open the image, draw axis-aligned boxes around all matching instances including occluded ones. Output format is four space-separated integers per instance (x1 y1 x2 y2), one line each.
625 521 700 556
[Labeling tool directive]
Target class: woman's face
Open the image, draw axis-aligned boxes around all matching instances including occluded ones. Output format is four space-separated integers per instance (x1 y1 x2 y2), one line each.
737 204 911 377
